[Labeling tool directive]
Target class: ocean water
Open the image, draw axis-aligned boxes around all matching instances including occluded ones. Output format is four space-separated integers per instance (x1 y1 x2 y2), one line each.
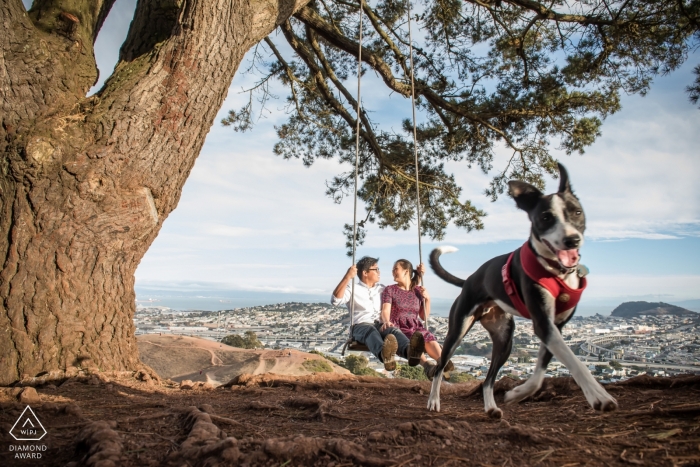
135 286 698 317
135 286 454 316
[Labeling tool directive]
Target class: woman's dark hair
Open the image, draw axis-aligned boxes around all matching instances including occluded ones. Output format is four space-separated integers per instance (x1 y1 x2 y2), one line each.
394 259 422 290
357 256 379 279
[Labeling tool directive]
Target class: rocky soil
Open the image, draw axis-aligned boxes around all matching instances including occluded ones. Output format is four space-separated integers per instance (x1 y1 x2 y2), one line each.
136 335 349 385
1 371 699 466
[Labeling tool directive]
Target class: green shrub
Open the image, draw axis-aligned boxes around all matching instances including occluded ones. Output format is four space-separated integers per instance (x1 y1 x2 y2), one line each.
449 372 476 383
221 331 263 349
302 359 333 373
344 354 369 373
309 350 343 366
339 354 383 377
395 364 428 381
609 360 623 370
354 367 384 377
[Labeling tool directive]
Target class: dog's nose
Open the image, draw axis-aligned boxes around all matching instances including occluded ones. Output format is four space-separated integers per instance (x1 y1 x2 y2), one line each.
563 235 581 249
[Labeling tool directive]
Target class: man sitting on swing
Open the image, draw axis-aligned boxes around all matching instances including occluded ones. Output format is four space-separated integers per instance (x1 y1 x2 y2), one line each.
332 256 425 371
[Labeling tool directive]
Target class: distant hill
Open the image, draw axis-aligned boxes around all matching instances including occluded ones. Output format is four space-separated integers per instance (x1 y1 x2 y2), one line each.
611 301 698 318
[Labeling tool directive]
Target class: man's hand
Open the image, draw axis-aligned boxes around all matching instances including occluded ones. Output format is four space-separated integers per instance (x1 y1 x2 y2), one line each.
333 264 358 300
380 321 395 332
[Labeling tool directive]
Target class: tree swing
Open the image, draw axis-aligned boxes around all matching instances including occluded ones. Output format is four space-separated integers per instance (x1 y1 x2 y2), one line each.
342 0 426 355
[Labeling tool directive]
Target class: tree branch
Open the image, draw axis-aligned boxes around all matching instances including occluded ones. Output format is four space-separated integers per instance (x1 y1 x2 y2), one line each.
29 0 117 43
294 6 507 139
485 0 618 25
280 20 386 161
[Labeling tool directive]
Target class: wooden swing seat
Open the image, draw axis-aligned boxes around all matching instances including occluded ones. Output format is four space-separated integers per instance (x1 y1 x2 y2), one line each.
341 337 370 355
347 341 369 351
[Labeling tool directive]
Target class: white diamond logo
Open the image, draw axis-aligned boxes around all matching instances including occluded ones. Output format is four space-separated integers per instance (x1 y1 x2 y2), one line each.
9 406 47 441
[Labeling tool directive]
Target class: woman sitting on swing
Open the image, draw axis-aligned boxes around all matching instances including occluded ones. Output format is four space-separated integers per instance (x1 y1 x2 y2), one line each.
380 259 454 379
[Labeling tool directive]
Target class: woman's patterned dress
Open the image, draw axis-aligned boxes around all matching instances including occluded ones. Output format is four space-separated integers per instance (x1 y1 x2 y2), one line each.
381 284 436 343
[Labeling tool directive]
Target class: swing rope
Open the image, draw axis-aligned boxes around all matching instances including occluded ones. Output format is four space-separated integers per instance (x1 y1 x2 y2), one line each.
405 0 428 330
348 0 364 342
407 0 422 269
345 0 425 353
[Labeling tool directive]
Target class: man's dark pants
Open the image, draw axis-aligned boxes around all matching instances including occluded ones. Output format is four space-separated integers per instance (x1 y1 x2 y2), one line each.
352 322 409 362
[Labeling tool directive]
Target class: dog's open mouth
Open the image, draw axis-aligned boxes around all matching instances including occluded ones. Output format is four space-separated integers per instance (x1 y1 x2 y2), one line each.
543 240 580 268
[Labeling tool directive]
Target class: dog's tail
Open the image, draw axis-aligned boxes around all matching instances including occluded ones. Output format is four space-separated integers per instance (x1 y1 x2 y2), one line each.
429 246 465 288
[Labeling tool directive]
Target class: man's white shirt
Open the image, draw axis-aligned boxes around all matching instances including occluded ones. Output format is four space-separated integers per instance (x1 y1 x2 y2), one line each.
331 280 385 325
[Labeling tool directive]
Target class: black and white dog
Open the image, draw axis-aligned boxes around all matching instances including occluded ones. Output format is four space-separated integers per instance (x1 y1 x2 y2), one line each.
427 163 617 417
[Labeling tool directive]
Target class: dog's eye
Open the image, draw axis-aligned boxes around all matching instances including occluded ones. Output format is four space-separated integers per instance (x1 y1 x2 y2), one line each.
541 213 553 222
574 210 582 216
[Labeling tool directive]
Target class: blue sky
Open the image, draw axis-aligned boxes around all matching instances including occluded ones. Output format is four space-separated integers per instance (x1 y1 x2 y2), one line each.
27 0 700 314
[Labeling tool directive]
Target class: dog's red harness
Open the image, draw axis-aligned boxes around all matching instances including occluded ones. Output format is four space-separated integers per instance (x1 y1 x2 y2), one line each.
501 242 587 319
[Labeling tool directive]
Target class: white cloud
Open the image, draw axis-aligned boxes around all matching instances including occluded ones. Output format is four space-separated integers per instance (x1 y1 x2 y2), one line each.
205 225 255 237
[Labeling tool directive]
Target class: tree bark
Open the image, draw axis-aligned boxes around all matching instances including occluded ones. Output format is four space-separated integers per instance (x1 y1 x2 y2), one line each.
0 0 310 385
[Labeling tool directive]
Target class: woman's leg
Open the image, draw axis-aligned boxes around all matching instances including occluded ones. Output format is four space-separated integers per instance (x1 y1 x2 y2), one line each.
425 340 442 360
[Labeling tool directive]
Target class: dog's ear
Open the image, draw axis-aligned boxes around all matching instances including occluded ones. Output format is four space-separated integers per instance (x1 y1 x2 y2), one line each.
508 180 543 212
557 162 572 193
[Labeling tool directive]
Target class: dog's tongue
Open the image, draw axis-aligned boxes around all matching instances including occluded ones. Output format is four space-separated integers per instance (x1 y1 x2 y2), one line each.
558 249 580 268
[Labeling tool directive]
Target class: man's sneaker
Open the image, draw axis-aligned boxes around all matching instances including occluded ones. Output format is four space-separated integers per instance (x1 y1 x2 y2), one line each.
381 334 398 371
408 332 425 367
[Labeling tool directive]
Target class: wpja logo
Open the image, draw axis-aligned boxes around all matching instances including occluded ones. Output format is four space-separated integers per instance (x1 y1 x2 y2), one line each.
8 406 48 460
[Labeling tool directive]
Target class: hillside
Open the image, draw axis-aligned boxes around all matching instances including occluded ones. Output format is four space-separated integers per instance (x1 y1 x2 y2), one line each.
611 301 697 318
137 334 349 385
1 371 699 466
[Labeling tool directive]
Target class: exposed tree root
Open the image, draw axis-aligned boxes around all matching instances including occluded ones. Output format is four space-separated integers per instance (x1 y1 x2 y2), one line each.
166 406 240 466
67 421 123 467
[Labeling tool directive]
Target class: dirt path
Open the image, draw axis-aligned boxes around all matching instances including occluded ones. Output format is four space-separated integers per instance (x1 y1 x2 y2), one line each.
139 340 224 367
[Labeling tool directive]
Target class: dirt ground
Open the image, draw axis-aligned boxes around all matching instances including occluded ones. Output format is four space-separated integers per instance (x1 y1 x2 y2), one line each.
1 371 699 466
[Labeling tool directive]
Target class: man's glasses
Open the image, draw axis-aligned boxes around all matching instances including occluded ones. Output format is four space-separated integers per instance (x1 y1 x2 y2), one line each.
368 268 380 272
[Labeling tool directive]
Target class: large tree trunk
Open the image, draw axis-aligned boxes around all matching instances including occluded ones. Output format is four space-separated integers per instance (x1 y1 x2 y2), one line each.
0 0 309 385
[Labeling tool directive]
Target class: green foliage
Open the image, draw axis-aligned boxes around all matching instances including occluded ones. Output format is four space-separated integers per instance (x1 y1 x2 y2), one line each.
513 349 532 363
221 331 263 349
688 65 700 108
354 366 384 377
306 351 384 377
344 354 370 374
609 360 623 370
455 342 492 357
449 372 476 383
223 0 700 244
309 350 344 366
302 359 333 373
341 354 382 377
396 364 428 381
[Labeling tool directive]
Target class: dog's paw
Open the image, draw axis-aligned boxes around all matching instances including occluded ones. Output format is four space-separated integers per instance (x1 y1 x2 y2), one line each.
584 385 618 412
504 383 537 405
426 395 441 412
592 393 618 412
486 407 503 419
